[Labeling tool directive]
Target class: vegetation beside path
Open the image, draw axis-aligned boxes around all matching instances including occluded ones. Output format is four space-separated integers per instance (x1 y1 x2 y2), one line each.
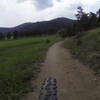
63 28 100 75
0 35 61 100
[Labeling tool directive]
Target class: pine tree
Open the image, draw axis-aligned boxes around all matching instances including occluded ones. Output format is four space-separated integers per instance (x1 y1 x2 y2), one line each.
7 31 12 39
0 32 4 40
13 30 18 39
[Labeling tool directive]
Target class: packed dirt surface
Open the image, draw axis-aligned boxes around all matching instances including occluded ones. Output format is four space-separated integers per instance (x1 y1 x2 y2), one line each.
22 41 100 100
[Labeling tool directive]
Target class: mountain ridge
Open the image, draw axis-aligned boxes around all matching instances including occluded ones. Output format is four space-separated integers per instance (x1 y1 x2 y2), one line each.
0 17 74 35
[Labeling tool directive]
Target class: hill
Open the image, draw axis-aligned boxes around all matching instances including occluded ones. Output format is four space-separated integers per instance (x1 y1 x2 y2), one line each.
0 17 74 36
63 27 100 75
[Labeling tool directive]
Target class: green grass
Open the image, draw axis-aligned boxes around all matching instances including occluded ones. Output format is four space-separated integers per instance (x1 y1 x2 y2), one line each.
63 27 100 75
0 36 61 100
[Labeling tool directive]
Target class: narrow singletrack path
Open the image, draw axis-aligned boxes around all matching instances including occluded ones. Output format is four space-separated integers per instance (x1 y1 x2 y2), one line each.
22 41 100 100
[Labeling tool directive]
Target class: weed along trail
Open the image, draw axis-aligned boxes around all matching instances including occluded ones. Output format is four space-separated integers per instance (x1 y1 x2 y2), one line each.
22 41 100 100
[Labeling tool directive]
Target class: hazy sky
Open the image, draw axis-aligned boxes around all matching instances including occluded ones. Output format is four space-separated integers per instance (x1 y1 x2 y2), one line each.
0 0 100 27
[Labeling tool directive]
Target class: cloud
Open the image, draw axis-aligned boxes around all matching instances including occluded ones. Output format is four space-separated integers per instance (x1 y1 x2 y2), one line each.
33 0 53 10
16 0 62 10
16 0 27 3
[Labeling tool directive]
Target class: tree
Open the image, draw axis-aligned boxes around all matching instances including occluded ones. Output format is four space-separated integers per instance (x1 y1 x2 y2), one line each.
0 32 5 40
97 9 100 26
7 31 12 39
75 6 89 31
76 6 84 21
97 9 100 17
72 21 80 35
75 6 85 32
20 32 25 38
67 27 74 37
57 29 67 38
13 30 18 39
89 12 98 28
81 13 89 30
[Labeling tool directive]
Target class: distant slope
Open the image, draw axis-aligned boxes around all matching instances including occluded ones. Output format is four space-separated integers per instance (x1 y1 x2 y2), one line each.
64 27 100 75
0 17 74 35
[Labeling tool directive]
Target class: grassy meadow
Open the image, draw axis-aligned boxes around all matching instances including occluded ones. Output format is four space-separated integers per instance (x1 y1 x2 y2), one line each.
0 35 61 100
63 27 100 75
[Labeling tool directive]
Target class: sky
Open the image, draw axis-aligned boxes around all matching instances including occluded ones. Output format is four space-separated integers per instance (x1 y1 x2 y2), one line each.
0 0 100 27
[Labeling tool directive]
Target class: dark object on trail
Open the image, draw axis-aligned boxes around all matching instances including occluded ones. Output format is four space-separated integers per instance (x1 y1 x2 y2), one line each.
39 77 57 100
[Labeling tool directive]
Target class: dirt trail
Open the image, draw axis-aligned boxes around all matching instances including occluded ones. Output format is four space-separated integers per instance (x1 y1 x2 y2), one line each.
22 41 100 100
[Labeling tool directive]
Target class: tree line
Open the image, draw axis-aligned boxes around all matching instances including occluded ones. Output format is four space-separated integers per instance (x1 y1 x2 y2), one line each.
0 25 57 40
0 30 19 40
58 7 100 38
0 29 43 40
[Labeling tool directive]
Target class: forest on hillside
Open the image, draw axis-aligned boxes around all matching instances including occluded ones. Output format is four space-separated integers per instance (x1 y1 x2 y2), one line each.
58 7 100 38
